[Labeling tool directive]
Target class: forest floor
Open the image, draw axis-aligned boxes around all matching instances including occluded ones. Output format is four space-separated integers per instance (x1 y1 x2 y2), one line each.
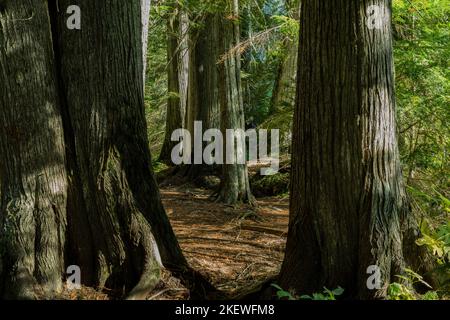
56 183 289 300
57 165 290 300
153 184 289 299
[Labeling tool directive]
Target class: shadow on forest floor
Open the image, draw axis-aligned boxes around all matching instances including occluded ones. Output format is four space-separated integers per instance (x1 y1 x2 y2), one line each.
51 175 289 300
151 185 289 299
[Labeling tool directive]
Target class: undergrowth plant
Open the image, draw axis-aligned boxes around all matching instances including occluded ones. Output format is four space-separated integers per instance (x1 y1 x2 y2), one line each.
271 284 344 300
387 268 436 300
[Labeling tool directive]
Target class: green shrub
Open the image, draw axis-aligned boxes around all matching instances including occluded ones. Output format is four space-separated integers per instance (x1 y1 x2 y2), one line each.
271 284 344 301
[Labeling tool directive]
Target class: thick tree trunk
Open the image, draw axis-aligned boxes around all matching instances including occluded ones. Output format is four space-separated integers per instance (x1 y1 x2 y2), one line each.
0 1 212 300
279 0 413 299
0 1 68 299
217 1 254 205
49 1 188 298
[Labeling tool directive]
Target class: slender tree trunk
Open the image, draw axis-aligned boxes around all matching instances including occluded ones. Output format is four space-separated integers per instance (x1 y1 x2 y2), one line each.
178 11 189 128
279 0 414 299
0 0 68 299
183 13 221 181
159 10 184 163
217 0 254 205
141 0 151 84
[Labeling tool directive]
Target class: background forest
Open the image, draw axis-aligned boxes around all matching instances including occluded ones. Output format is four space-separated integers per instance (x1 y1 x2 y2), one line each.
145 0 449 299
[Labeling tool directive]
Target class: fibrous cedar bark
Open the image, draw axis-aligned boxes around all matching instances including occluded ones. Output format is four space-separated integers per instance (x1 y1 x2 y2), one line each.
217 1 254 205
50 0 186 299
279 0 416 299
182 13 221 181
0 0 68 299
0 0 208 300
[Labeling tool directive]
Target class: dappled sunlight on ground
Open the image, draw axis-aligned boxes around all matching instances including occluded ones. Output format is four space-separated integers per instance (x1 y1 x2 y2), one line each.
162 186 289 297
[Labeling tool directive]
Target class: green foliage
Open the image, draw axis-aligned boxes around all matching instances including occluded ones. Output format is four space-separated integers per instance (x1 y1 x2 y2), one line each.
387 268 437 300
271 284 296 300
392 1 449 296
388 282 416 300
152 161 170 174
393 0 449 208
241 0 299 126
417 220 450 262
251 171 289 196
421 290 440 300
271 284 344 300
271 15 299 39
416 211 450 291
299 287 344 301
145 4 170 157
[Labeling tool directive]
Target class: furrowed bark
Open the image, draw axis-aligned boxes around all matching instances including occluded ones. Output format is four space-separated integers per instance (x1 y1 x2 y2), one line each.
279 0 414 299
217 1 254 205
0 0 67 299
50 0 185 298
182 13 221 181
0 0 214 300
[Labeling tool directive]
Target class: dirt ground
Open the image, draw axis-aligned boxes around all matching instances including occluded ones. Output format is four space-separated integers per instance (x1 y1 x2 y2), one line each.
153 185 289 299
55 182 289 300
